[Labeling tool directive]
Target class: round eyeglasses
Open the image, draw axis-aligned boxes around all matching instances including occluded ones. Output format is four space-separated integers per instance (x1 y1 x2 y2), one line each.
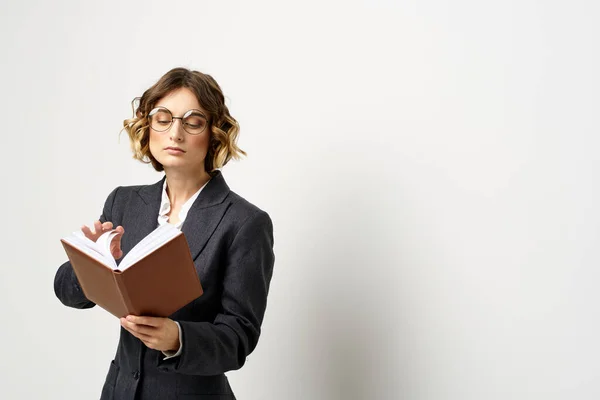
148 107 209 135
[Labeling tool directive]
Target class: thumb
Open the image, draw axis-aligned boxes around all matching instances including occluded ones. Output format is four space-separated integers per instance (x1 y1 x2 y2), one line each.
111 226 124 259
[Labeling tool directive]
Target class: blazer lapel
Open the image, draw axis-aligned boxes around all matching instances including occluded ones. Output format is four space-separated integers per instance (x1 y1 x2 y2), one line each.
181 170 231 261
120 171 231 262
120 176 165 257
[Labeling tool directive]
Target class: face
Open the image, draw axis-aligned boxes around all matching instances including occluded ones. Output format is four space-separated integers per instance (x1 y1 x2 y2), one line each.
148 87 210 175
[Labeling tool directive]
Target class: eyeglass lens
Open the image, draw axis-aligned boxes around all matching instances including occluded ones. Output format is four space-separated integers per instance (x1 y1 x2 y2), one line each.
149 108 207 135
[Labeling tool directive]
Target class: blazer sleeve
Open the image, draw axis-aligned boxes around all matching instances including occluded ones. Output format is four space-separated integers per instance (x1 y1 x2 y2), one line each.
53 187 120 309
157 209 275 375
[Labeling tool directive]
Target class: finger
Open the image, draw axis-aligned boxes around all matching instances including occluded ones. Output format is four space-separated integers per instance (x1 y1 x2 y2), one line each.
112 248 123 260
101 221 113 231
121 324 154 342
93 220 102 234
126 322 156 336
126 315 162 327
111 228 124 259
120 319 156 338
112 230 124 245
81 225 96 240
121 317 159 334
125 315 158 327
140 340 156 349
111 226 124 243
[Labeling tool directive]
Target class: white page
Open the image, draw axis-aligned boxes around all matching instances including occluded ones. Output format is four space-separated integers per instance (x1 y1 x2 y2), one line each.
118 223 182 270
62 233 116 269
62 224 181 271
95 230 121 260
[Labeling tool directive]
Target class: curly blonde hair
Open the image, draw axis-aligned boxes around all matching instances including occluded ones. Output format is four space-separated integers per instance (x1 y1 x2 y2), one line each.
122 67 246 175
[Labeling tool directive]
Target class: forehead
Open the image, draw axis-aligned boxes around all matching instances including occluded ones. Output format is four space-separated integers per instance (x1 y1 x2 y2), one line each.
155 87 206 114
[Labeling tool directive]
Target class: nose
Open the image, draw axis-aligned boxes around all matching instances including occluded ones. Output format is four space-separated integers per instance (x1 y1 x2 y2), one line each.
169 118 184 141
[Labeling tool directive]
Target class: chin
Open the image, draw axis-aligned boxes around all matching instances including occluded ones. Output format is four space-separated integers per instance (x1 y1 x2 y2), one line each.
160 160 187 169
163 160 206 172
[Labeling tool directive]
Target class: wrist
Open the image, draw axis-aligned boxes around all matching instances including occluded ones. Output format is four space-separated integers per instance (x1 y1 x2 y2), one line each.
169 320 181 351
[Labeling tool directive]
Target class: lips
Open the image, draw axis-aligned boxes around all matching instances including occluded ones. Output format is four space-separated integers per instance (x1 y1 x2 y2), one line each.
165 147 185 153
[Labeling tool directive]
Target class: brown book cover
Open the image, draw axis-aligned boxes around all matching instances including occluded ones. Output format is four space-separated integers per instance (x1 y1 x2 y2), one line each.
60 233 203 318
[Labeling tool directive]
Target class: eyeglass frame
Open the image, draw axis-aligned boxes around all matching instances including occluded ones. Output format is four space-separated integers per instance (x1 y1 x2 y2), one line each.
147 106 210 135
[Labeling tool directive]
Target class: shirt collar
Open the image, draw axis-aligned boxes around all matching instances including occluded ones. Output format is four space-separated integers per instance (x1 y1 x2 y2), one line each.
158 178 211 229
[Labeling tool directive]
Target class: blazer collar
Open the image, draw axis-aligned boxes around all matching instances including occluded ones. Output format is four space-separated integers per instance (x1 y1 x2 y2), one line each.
125 170 231 261
137 170 230 210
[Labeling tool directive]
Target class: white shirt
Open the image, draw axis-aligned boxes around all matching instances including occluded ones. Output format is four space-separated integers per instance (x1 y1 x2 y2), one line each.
158 178 210 359
158 179 208 230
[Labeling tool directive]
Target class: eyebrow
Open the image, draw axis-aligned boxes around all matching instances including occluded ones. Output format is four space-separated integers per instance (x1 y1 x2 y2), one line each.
186 110 208 118
155 106 208 118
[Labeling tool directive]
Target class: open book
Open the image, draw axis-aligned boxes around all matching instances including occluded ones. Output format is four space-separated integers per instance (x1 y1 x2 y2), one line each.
60 223 203 318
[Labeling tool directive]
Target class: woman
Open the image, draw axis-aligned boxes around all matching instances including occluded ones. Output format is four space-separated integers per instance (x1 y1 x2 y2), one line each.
54 67 275 400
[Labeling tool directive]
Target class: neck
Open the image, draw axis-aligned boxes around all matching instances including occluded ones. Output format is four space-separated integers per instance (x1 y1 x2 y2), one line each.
163 168 211 206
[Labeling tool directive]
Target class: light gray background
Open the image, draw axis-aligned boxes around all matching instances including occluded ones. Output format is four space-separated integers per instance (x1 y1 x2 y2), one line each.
0 1 598 399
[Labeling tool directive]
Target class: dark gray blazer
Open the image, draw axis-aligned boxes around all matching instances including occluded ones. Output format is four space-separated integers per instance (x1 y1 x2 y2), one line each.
54 171 275 400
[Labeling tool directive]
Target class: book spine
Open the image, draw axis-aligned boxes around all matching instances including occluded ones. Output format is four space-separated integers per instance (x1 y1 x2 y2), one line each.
113 272 135 316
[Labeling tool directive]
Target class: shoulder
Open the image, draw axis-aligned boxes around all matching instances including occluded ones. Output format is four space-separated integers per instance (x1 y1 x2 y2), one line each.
224 189 273 229
100 184 144 208
222 190 274 249
109 184 147 199
99 180 161 221
227 190 267 216
103 179 162 204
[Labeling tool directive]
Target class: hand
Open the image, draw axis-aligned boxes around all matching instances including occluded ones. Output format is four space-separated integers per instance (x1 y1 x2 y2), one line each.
81 220 124 259
120 315 180 352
